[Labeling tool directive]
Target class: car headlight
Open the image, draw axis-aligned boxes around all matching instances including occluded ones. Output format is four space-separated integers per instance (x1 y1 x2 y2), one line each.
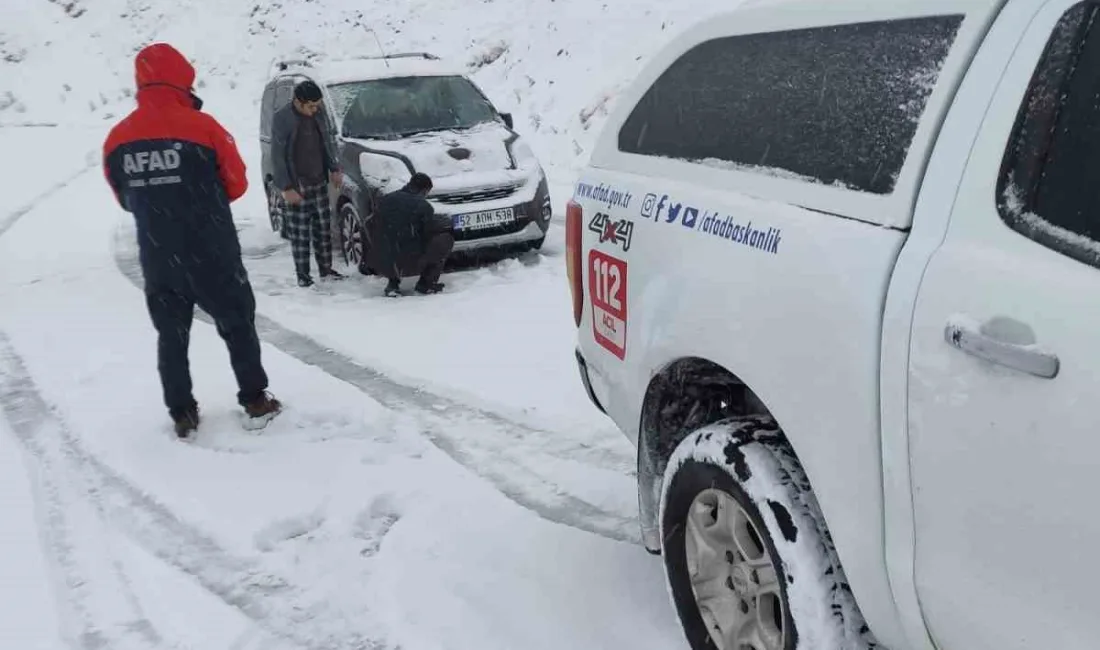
508 137 539 171
359 152 411 194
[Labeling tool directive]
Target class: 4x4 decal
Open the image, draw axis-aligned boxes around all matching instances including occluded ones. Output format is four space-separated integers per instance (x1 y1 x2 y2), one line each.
588 211 634 252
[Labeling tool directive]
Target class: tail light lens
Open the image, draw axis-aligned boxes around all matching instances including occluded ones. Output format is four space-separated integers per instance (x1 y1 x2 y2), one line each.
565 199 584 327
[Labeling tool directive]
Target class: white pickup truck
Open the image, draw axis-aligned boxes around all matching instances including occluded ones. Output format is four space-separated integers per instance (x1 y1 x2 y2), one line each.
567 1 1100 649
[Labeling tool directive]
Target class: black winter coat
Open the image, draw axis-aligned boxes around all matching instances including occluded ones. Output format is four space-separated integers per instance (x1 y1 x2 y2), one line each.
366 186 451 277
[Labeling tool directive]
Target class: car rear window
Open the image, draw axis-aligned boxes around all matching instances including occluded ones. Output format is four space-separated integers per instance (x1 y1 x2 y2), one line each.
618 14 965 195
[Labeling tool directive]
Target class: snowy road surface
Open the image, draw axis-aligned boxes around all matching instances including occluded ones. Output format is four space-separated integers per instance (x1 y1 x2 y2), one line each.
0 126 687 649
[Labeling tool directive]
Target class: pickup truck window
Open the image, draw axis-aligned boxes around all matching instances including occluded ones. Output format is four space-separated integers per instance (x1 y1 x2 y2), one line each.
617 14 964 195
998 1 1100 268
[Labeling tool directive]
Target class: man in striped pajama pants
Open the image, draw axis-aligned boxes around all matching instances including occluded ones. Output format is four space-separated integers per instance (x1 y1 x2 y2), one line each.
270 80 346 287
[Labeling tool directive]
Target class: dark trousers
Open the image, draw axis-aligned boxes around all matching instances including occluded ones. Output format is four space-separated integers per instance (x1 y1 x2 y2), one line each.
283 182 333 279
145 270 269 417
388 232 454 285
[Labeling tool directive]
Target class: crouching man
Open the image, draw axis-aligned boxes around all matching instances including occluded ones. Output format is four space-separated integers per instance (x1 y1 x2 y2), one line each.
365 173 454 297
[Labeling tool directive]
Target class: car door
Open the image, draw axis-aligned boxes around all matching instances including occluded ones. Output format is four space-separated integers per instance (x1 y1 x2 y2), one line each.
259 81 276 188
267 76 298 179
907 2 1100 649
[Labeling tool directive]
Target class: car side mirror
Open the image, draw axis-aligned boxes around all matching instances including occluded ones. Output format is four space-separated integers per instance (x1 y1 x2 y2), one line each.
500 112 514 130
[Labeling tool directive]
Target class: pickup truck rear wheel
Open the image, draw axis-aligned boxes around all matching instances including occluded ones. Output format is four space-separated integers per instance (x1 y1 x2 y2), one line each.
660 417 876 650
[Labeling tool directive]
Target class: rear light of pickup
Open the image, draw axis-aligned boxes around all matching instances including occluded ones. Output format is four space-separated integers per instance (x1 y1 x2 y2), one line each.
565 199 584 327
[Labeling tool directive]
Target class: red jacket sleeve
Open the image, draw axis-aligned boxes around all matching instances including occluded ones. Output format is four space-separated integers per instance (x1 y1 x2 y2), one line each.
102 127 125 209
205 115 248 202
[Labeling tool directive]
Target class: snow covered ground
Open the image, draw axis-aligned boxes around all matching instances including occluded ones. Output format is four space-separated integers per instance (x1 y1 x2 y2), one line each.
0 124 688 649
0 0 744 647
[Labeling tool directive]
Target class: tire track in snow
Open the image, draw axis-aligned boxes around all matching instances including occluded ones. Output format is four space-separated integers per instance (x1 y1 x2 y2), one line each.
0 331 166 650
0 330 385 650
0 162 97 239
112 233 641 545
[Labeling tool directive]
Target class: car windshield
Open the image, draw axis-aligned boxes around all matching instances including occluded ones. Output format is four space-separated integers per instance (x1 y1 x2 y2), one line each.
332 75 499 139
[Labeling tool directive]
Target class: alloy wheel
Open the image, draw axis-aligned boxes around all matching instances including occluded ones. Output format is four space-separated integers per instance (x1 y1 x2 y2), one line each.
341 203 364 267
684 488 787 650
267 183 284 234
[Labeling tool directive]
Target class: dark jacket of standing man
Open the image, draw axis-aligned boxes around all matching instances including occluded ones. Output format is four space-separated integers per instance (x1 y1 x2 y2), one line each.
270 81 345 287
367 173 455 297
102 42 282 438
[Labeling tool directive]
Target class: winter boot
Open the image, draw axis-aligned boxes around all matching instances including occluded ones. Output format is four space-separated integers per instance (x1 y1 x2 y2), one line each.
320 267 346 281
171 405 200 439
384 278 401 298
242 391 282 427
243 391 282 417
414 281 445 295
297 274 314 288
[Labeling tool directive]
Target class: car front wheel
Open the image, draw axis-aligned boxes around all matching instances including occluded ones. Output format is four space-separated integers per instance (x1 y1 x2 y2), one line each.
267 182 288 239
340 201 366 270
660 417 878 650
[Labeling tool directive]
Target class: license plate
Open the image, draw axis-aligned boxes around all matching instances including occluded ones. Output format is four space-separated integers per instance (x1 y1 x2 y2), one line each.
452 207 515 231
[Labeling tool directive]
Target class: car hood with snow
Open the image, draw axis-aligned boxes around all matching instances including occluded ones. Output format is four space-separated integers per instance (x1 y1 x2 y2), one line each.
349 121 543 195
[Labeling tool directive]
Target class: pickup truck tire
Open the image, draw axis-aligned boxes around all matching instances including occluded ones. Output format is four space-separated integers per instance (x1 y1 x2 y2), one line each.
659 417 876 650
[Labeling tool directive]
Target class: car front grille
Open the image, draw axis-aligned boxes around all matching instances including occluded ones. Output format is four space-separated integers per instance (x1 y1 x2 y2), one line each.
432 183 521 205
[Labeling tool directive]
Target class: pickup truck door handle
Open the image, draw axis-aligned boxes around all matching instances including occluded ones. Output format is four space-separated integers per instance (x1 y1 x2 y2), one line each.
943 317 1060 379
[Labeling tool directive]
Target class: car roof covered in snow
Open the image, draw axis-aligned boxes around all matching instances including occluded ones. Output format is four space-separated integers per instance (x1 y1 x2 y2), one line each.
271 54 468 87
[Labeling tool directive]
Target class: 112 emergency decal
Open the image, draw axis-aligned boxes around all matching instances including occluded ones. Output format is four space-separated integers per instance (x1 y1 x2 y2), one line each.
589 250 628 360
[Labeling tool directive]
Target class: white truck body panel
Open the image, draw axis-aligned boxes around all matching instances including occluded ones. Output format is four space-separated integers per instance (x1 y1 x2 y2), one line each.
880 1 1055 648
903 1 1100 649
576 171 907 648
576 2 1007 649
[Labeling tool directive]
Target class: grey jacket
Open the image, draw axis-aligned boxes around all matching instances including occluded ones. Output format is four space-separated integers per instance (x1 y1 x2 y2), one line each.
271 102 340 191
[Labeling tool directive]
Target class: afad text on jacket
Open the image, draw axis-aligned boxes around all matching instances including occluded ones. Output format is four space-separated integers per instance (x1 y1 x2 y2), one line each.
103 42 249 285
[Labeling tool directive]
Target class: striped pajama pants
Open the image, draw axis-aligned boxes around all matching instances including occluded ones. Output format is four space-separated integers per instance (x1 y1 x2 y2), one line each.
283 182 333 279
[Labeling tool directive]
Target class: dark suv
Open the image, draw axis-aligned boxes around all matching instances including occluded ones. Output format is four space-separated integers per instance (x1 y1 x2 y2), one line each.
258 53 553 268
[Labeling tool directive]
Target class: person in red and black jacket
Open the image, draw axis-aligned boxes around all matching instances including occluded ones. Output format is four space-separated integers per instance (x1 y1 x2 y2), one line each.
103 42 281 438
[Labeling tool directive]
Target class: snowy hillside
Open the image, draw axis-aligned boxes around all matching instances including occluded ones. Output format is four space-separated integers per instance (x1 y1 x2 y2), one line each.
1 0 726 183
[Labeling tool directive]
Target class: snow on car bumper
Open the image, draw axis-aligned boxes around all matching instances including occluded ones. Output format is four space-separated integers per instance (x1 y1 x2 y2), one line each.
452 222 546 252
